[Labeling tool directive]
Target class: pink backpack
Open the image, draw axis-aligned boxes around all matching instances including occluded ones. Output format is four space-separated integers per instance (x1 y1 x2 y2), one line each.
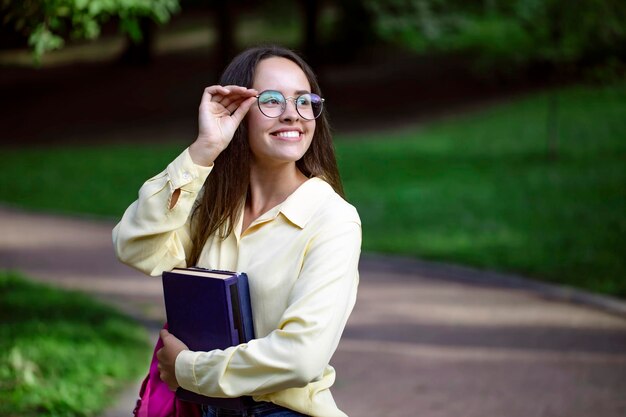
133 324 202 417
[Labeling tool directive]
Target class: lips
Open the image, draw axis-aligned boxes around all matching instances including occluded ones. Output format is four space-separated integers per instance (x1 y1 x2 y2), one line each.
270 129 303 140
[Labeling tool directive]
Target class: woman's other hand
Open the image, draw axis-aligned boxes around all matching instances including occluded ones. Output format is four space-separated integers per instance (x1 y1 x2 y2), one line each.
189 85 258 166
156 328 189 391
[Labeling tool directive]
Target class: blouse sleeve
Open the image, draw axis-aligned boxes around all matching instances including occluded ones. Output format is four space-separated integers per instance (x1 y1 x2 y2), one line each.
174 218 362 397
112 148 212 276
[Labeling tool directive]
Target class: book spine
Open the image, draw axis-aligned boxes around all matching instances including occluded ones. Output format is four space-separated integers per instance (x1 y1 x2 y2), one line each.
237 273 255 342
228 281 242 345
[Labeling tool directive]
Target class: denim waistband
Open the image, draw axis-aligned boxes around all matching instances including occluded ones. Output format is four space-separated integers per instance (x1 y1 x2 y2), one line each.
201 401 283 416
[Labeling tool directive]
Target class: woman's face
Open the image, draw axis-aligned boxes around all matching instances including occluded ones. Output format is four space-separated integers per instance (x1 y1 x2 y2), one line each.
248 57 315 167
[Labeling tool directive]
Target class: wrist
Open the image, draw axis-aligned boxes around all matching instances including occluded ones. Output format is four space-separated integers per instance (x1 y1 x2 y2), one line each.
189 140 220 167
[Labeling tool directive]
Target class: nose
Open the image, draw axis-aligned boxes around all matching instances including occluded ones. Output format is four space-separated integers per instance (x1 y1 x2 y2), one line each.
279 97 300 122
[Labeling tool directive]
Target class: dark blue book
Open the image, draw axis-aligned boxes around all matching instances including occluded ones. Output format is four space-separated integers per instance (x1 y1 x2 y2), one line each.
162 267 255 409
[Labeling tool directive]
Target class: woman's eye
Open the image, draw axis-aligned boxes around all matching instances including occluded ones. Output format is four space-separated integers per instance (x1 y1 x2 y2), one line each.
261 95 282 106
297 97 311 106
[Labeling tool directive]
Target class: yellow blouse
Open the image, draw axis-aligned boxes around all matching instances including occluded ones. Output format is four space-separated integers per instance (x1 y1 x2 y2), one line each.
113 148 361 417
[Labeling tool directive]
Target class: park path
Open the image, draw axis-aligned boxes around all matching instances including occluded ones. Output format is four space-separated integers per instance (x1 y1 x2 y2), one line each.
1 205 626 417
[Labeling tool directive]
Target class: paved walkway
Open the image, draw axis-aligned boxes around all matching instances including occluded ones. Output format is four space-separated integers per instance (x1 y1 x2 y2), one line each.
1 206 625 417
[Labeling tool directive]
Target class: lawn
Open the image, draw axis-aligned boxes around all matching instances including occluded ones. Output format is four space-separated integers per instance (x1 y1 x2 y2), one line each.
338 83 625 296
0 82 624 296
0 271 150 417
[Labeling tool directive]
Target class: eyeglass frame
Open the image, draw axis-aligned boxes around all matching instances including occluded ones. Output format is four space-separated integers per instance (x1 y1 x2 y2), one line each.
255 90 325 120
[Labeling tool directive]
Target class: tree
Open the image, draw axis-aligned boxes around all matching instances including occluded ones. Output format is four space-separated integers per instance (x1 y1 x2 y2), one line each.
365 0 626 159
364 0 626 73
1 0 180 64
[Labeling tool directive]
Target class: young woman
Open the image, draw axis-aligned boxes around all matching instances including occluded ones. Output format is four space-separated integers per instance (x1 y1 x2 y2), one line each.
113 45 361 417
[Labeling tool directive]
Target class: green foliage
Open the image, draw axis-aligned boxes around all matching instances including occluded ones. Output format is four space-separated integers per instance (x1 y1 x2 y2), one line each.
1 0 180 64
365 0 626 71
0 271 150 416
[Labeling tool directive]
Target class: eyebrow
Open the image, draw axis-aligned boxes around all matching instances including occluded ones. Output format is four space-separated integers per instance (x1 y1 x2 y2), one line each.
260 89 312 96
270 89 311 96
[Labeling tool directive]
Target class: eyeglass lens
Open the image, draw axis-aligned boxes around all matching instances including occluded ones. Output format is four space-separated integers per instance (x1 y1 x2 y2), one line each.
257 90 324 120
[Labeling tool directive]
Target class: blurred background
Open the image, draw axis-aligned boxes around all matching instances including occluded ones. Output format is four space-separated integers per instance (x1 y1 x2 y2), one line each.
2 0 625 294
2 0 624 143
1 0 625 416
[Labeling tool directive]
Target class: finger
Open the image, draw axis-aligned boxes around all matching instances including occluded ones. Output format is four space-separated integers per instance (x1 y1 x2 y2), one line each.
206 85 230 95
226 97 249 115
219 95 238 109
231 96 257 122
210 85 247 103
204 85 230 102
242 87 259 97
226 104 239 115
205 85 256 97
222 85 248 93
207 95 248 115
159 371 168 382
222 86 257 103
160 329 170 340
222 85 258 99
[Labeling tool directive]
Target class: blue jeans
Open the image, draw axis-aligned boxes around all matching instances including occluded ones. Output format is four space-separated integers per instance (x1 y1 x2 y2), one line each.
201 402 308 417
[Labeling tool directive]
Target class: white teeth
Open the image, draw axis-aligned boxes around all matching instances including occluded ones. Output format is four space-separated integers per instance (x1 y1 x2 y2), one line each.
275 131 300 138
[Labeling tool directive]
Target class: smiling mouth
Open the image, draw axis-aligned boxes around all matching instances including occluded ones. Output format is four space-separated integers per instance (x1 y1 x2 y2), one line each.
272 131 302 139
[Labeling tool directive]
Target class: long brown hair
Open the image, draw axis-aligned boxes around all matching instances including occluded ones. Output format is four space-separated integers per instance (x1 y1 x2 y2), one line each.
188 45 344 266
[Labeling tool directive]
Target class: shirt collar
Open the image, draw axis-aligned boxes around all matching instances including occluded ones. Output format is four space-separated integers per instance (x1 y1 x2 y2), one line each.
279 177 333 229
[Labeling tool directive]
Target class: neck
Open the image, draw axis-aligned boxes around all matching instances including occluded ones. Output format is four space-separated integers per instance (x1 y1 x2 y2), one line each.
247 161 307 215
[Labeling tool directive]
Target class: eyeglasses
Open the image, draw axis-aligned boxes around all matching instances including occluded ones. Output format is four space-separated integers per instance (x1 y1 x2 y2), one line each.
255 90 324 120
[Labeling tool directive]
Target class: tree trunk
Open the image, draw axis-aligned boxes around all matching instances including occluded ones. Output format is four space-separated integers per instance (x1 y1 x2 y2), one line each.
301 0 318 66
119 18 155 66
215 1 235 72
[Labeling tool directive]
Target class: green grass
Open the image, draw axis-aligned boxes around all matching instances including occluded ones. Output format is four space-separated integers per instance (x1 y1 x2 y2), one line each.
0 82 624 296
337 83 626 296
0 143 185 218
0 271 150 417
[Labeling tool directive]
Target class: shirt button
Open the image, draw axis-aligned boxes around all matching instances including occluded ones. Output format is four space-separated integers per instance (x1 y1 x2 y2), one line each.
182 172 191 181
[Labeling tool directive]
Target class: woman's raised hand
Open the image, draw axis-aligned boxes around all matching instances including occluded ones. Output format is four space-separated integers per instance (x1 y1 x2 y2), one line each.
189 85 258 166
